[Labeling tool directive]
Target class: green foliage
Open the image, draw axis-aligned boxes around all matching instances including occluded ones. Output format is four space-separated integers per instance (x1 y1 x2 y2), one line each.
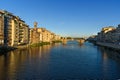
52 40 62 43
30 42 50 47
67 37 72 39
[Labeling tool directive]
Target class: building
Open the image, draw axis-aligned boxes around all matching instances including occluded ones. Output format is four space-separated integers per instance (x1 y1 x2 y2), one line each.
0 10 29 46
39 28 52 42
29 22 40 44
0 11 4 45
97 25 120 43
54 35 61 41
29 22 61 44
0 10 61 46
19 20 29 45
29 22 55 44
97 26 115 42
101 26 115 33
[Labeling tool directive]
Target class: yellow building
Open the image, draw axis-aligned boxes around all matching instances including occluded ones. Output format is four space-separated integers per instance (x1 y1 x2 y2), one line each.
0 11 4 45
40 28 51 42
29 22 40 44
11 17 19 46
19 20 29 45
30 22 61 44
0 10 61 46
54 35 61 41
101 26 115 33
0 10 29 46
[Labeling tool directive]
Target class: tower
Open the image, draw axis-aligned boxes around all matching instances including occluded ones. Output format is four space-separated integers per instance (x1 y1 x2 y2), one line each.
34 22 38 28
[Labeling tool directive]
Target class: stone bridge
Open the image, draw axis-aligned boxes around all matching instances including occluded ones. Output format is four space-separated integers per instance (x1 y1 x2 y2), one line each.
61 37 86 45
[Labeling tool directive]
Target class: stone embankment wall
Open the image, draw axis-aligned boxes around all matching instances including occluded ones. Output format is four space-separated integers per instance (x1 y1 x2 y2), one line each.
96 42 120 50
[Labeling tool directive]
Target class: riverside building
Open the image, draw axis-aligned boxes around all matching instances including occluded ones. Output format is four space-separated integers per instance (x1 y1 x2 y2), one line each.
29 22 61 44
0 10 29 46
0 10 61 46
97 25 120 43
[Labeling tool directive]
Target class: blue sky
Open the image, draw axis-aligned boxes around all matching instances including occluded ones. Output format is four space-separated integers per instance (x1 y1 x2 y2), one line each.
0 0 120 37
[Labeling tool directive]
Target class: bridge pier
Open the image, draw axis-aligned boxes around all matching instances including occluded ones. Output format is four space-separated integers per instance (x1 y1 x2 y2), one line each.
61 37 67 45
78 39 85 44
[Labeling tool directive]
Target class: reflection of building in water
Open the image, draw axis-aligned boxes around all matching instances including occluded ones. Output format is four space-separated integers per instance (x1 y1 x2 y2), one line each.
0 49 29 80
103 52 108 60
0 45 52 80
28 45 51 58
0 55 6 80
99 47 120 64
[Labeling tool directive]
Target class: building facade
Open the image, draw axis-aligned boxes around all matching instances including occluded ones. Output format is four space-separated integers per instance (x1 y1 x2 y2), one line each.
29 22 61 44
29 22 40 44
0 10 29 46
97 25 120 43
0 10 61 46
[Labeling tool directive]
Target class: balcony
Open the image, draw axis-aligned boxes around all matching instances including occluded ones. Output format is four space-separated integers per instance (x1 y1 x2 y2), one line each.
19 30 23 32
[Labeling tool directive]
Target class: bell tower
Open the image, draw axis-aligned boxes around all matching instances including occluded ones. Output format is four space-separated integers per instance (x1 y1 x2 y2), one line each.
34 22 38 28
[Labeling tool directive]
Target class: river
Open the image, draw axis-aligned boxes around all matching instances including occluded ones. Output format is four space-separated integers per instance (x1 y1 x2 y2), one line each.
0 41 120 79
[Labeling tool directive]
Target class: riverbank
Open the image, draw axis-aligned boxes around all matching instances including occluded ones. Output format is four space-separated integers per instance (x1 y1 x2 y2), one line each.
30 41 62 47
0 46 17 54
52 40 62 43
87 39 120 51
29 42 50 47
96 42 120 52
0 41 62 53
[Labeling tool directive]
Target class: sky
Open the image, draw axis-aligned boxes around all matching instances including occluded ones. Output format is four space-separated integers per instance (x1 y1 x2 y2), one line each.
0 0 120 37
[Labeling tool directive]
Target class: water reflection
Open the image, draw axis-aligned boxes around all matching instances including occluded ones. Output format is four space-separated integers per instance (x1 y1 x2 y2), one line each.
98 47 120 62
0 42 120 79
97 46 120 79
0 45 52 80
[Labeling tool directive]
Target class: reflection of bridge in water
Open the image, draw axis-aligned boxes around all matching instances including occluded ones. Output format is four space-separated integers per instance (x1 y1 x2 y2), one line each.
61 37 86 45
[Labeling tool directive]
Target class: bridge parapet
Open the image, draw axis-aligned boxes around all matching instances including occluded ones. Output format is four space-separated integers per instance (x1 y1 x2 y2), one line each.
61 37 86 45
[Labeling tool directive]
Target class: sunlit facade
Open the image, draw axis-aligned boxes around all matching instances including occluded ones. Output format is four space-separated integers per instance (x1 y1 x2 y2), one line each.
97 25 120 43
30 22 61 44
0 10 61 46
0 10 29 46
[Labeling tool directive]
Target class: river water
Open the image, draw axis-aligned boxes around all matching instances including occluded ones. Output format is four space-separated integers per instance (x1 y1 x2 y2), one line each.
0 41 120 80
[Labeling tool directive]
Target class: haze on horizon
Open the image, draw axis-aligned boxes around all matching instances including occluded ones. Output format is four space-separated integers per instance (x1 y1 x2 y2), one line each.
0 0 120 37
